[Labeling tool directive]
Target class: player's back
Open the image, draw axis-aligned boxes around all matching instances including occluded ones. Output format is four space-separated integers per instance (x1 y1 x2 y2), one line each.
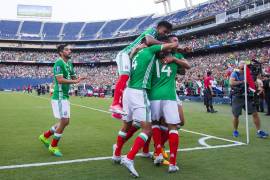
123 27 157 54
128 45 162 90
149 53 184 100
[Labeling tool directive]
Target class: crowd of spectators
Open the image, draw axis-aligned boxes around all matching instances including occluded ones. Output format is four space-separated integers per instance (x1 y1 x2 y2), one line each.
0 50 117 63
179 18 270 50
170 0 230 25
1 45 269 96
177 46 270 96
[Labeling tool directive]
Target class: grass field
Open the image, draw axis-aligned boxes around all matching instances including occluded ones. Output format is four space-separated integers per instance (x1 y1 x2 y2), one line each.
0 92 270 180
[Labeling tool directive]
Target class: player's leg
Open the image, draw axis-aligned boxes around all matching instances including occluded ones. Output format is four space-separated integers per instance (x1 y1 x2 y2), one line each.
177 100 185 126
163 101 181 173
48 100 70 157
150 100 163 163
112 89 133 163
112 121 132 163
159 122 169 161
122 120 151 178
110 51 130 114
121 89 151 177
39 123 58 148
39 100 61 148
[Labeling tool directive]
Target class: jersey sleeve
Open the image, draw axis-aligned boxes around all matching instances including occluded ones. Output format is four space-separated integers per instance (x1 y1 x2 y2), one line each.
144 28 157 38
53 61 63 77
174 53 185 69
149 44 163 54
174 53 184 59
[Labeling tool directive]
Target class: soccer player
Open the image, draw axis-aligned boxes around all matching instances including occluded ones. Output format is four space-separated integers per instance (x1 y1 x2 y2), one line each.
109 21 173 115
113 40 178 177
39 44 85 157
149 35 190 172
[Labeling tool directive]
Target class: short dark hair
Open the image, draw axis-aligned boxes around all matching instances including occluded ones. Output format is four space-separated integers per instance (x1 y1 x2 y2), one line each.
157 35 170 42
57 44 69 55
168 34 178 39
207 71 212 76
157 21 173 30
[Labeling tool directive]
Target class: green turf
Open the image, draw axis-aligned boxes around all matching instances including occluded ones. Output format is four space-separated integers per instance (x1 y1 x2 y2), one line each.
0 92 269 180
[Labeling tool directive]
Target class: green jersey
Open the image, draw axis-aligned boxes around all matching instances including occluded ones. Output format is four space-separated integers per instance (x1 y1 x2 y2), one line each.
128 45 163 90
52 58 76 100
149 53 184 101
123 28 157 54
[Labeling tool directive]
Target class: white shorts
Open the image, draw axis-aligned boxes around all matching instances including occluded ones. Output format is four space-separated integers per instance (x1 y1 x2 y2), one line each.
115 51 131 75
51 100 70 119
151 100 181 125
122 88 151 123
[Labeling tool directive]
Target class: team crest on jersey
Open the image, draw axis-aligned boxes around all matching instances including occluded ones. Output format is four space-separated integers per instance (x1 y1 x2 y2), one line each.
56 66 61 73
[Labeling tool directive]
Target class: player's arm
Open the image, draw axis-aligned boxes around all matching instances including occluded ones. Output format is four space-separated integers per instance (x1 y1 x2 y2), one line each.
161 42 179 51
162 56 191 69
56 75 81 84
129 43 147 59
145 35 163 46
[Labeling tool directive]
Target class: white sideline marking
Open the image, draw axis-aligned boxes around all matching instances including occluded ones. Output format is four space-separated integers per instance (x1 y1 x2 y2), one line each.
0 143 244 170
180 129 245 145
0 94 246 170
198 136 212 147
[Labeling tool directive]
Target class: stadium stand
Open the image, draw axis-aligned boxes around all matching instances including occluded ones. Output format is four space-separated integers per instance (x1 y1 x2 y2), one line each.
62 22 85 40
42 22 63 40
0 0 270 95
80 21 105 40
0 20 20 39
20 21 42 40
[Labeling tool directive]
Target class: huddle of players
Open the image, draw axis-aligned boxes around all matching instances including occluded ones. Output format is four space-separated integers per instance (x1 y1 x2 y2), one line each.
37 20 190 178
110 21 191 177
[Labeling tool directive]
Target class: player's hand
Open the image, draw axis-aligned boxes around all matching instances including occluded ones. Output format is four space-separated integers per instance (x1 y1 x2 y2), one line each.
75 78 82 83
161 56 175 64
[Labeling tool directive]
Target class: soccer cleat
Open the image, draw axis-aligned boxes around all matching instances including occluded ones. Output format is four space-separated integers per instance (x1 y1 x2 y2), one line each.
154 154 164 166
49 145 63 157
109 105 127 115
233 130 239 137
112 144 121 164
121 157 139 178
162 159 170 166
141 152 152 159
161 148 168 159
168 164 180 173
39 134 50 148
111 113 122 120
257 130 269 138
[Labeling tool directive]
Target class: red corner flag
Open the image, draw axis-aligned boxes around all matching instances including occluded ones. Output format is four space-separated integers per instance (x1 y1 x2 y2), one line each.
245 65 256 92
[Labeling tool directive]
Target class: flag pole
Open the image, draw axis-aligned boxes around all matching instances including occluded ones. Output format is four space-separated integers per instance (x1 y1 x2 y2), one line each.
244 64 250 144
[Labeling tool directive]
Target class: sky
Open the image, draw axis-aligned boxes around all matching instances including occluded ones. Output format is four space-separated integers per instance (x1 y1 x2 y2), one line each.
0 0 209 22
